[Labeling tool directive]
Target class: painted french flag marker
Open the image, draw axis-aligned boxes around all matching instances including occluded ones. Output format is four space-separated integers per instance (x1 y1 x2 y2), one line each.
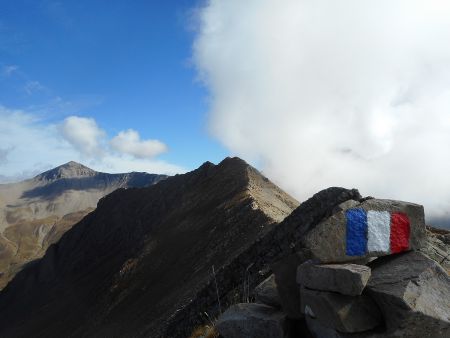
345 208 367 256
367 211 390 253
345 209 411 256
390 212 410 253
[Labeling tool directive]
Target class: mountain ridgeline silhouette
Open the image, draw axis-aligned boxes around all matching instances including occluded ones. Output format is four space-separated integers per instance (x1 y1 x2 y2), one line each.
0 157 298 337
0 161 167 290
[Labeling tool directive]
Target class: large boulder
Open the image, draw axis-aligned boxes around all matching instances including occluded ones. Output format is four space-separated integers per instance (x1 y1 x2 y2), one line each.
300 288 382 333
302 199 426 263
215 303 287 338
367 251 450 338
254 274 282 308
297 262 371 296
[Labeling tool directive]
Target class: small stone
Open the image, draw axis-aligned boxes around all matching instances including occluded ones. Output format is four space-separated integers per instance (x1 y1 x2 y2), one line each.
300 287 382 333
297 262 371 296
216 303 287 338
254 274 281 308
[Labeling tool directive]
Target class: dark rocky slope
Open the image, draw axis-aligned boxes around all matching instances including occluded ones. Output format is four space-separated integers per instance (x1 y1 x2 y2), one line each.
0 161 165 290
0 157 298 338
165 187 362 337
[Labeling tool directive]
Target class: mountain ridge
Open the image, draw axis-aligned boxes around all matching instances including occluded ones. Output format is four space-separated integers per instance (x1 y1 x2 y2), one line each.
0 157 299 337
0 161 167 290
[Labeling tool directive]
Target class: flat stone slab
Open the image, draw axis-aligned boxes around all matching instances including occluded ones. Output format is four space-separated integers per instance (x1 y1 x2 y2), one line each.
216 303 287 338
300 287 382 333
367 251 450 338
297 262 371 296
254 274 281 308
302 199 426 263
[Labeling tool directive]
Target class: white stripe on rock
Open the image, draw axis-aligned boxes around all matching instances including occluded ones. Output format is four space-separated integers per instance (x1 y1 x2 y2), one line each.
367 210 390 253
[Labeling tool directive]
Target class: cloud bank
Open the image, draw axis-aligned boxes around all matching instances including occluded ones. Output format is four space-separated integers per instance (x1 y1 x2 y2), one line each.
193 0 450 221
0 107 184 182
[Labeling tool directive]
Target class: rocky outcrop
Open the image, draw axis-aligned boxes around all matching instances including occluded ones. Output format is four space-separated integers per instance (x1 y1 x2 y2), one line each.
216 303 287 338
295 200 449 338
0 161 166 289
217 193 449 338
297 262 371 296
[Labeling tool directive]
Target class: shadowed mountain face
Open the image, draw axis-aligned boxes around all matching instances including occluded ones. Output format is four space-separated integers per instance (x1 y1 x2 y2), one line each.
0 157 298 338
0 161 166 290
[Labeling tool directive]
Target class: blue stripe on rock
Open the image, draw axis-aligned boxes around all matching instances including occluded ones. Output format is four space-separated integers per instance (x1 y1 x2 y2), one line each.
346 208 367 256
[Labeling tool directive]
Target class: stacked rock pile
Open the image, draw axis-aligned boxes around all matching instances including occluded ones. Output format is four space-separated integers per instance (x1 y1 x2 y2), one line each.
215 197 450 338
298 262 381 335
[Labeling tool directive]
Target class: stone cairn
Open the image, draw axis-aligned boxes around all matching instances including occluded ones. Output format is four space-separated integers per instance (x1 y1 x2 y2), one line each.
216 198 450 338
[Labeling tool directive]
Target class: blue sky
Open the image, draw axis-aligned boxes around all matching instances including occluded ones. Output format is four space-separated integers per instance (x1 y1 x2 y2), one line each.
0 0 228 179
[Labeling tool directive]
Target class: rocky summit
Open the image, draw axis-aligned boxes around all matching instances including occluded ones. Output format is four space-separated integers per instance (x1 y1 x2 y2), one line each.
0 157 298 338
0 161 166 290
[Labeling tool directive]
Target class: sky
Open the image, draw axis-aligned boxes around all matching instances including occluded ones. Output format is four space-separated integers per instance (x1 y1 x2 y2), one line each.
1 1 450 225
0 0 227 180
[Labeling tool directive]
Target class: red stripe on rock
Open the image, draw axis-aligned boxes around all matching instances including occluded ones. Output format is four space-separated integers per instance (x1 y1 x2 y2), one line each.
390 212 410 253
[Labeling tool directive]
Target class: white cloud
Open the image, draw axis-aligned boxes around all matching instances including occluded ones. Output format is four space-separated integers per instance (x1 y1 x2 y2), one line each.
193 0 450 221
24 80 45 95
0 106 77 181
2 65 18 77
60 116 105 157
110 129 168 159
0 108 184 182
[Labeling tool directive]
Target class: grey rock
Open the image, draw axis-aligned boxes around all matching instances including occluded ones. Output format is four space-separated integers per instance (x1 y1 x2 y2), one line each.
302 199 426 263
367 251 450 338
216 303 287 338
254 274 281 308
297 262 371 296
305 315 343 338
266 187 362 261
300 287 382 333
305 315 385 338
271 249 312 319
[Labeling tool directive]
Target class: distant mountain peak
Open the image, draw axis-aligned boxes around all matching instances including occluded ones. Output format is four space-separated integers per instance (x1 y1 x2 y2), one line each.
35 161 98 181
